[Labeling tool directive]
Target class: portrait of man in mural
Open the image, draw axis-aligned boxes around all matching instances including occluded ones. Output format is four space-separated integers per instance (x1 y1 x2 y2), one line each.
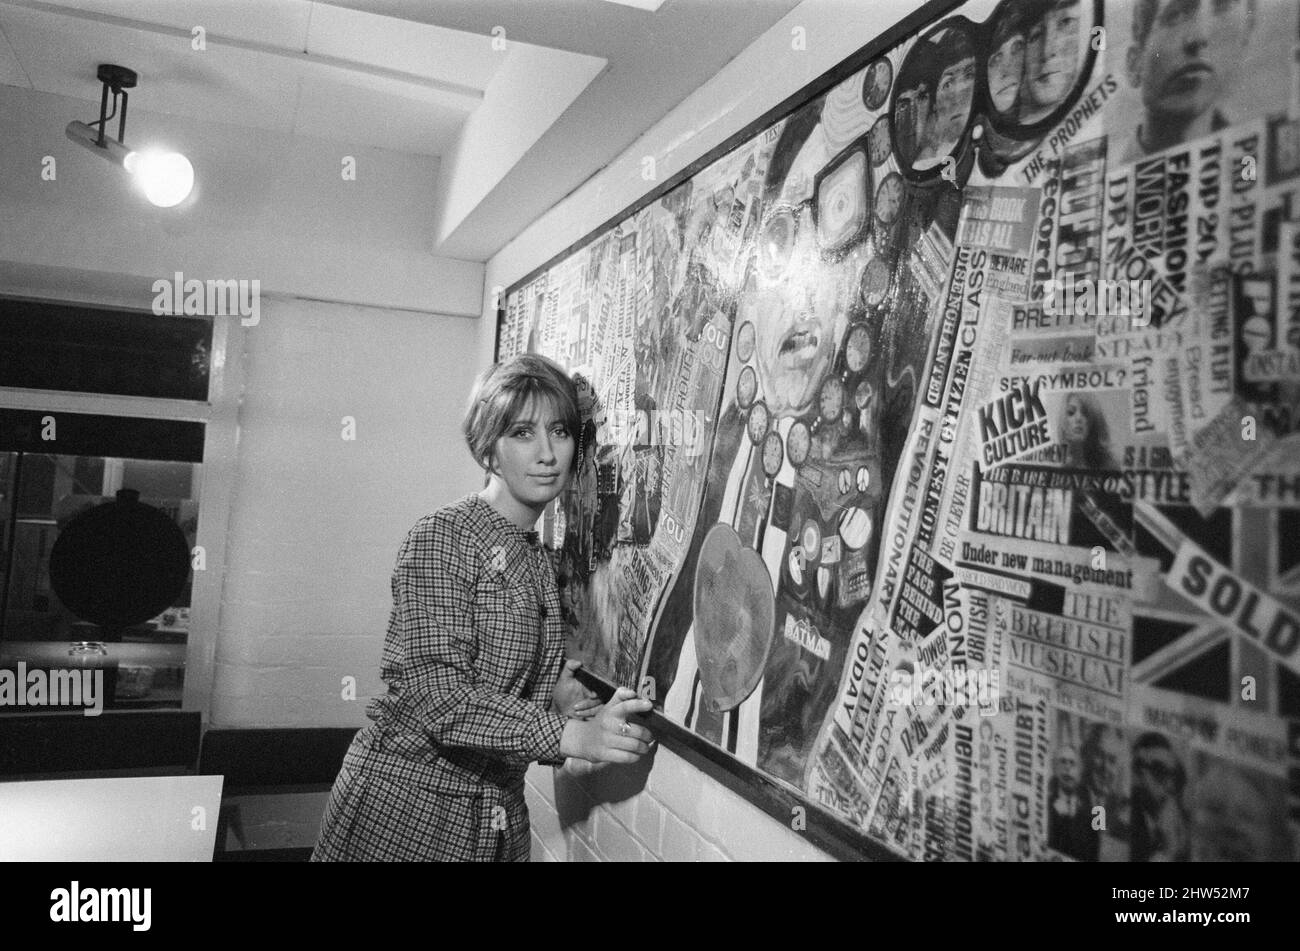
1116 0 1254 163
750 258 847 420
1189 757 1294 862
915 28 977 166
750 101 872 785
1047 744 1099 860
1080 721 1129 840
1019 0 1085 124
1130 732 1190 862
750 113 851 419
638 83 906 790
893 39 941 169
987 0 1031 116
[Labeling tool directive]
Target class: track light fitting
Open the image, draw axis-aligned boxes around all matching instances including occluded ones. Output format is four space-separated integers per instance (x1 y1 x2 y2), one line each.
66 63 194 208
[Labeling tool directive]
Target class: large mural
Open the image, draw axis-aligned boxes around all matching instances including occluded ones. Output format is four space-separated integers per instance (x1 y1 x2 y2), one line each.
500 0 1300 861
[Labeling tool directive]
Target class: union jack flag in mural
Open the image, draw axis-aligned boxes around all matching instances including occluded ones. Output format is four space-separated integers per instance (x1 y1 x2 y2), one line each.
1131 501 1300 719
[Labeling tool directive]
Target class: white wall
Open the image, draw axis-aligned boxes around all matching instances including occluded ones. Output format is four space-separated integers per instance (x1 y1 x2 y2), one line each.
433 42 606 250
210 295 483 728
0 84 482 315
483 0 926 863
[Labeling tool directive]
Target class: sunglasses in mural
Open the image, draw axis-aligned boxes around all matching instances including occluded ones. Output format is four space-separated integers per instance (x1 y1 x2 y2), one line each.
891 0 1103 184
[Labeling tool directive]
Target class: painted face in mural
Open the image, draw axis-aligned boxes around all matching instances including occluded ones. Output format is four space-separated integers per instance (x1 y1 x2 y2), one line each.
988 31 1027 113
895 81 934 162
752 228 846 418
1054 745 1081 793
1084 726 1122 798
753 119 850 419
934 53 976 145
489 395 575 512
1129 0 1251 123
1191 765 1278 862
1024 0 1082 112
1133 741 1180 808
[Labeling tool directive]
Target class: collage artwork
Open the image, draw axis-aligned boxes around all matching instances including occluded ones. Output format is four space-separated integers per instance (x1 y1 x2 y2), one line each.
499 0 1300 861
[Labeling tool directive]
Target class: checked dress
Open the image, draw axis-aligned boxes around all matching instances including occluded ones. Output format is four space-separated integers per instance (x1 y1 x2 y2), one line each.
312 492 569 861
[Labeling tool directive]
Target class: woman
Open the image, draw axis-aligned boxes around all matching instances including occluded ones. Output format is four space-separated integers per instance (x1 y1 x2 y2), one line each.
1058 392 1117 470
313 353 655 862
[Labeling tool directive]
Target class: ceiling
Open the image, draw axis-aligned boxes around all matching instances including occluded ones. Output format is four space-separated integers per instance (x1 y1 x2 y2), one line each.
0 0 804 261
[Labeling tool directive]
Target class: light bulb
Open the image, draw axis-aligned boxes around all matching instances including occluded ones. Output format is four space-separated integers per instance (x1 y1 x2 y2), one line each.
127 149 194 207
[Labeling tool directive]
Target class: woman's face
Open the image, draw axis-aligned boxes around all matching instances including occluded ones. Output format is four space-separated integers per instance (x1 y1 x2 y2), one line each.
1062 395 1091 445
490 396 575 510
988 32 1026 112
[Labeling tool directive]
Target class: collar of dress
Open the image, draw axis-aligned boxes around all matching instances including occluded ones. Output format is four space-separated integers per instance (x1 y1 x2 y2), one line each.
466 492 547 551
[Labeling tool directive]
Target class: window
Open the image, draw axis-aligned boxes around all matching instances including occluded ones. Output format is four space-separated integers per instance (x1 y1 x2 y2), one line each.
0 296 238 715
0 297 211 400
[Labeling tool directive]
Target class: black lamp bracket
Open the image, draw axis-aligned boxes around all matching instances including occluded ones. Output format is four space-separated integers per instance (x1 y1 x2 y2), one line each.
89 64 138 148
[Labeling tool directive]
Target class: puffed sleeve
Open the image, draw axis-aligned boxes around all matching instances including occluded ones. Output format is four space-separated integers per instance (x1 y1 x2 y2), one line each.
394 510 568 767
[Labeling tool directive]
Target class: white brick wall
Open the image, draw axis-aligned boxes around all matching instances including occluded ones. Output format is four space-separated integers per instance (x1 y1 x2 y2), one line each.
525 747 835 863
211 295 484 728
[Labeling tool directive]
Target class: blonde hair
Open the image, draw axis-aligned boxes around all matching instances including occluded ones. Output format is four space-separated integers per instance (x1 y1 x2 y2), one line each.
462 353 581 473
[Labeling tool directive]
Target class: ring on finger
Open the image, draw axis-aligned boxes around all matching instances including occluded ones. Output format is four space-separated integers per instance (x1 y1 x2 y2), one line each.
620 722 629 736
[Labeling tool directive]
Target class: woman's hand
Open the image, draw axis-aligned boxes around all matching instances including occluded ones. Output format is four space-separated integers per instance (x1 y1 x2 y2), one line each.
559 686 655 764
552 659 601 719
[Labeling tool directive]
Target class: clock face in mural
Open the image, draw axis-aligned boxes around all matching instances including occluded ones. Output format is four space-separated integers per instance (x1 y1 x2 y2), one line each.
819 377 845 422
868 114 892 167
786 419 811 467
860 256 891 308
874 171 905 227
736 364 758 409
845 322 872 372
747 399 770 445
863 57 893 110
761 430 784 477
736 320 756 363
838 505 872 551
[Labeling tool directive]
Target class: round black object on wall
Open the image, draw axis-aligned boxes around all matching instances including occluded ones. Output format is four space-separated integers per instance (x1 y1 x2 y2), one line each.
49 488 190 631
